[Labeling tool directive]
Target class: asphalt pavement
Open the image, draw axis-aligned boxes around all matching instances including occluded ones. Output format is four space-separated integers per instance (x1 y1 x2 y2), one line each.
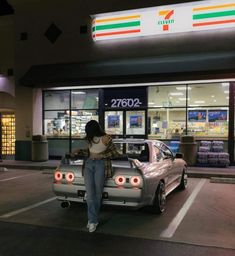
0 167 235 256
0 221 234 256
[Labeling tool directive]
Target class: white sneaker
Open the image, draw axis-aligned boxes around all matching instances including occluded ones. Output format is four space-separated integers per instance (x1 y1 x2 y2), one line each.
89 223 98 233
87 222 90 229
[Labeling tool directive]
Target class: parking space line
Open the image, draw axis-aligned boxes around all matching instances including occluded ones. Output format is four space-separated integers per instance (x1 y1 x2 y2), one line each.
0 197 57 218
160 178 206 238
0 173 37 182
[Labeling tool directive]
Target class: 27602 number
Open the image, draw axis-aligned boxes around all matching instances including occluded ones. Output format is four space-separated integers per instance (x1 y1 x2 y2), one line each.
110 98 141 108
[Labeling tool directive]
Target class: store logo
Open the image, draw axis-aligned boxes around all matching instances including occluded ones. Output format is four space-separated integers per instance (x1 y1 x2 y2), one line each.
158 9 175 31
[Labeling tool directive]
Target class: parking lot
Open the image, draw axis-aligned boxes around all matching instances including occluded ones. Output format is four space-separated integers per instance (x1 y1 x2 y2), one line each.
0 168 235 255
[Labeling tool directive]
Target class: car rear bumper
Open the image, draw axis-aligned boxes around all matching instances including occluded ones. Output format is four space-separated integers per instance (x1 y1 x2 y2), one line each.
53 183 146 208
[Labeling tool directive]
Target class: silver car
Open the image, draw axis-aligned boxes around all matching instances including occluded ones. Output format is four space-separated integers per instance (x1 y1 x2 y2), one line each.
53 139 187 213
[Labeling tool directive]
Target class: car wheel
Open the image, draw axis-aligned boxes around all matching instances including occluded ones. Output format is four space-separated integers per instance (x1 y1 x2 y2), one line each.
179 168 187 190
153 181 166 214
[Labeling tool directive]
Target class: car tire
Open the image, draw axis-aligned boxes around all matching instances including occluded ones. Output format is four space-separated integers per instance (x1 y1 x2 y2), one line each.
152 181 166 214
179 168 187 190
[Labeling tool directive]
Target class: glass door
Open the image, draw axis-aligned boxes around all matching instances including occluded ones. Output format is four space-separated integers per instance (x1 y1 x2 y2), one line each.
105 111 124 136
126 110 146 137
104 110 146 138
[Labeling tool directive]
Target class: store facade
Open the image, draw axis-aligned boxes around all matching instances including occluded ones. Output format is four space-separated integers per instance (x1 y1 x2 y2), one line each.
12 0 235 164
41 81 232 161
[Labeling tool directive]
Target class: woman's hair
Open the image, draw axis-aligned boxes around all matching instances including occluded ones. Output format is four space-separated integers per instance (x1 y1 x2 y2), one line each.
85 120 106 144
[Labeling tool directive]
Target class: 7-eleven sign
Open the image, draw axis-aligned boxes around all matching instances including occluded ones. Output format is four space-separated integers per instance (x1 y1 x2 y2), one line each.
158 10 175 31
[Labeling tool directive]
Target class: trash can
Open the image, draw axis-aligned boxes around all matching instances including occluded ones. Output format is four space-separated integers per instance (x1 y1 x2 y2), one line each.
179 135 197 166
31 135 48 161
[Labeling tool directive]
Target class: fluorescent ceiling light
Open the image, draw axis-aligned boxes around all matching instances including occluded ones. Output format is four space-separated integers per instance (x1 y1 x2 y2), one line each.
170 92 184 96
194 100 205 103
179 98 189 101
224 90 229 94
176 87 191 90
222 82 230 87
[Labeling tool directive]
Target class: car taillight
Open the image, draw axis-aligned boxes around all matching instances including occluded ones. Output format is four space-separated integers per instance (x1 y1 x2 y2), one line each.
130 176 141 187
54 170 62 182
66 172 75 183
115 175 125 186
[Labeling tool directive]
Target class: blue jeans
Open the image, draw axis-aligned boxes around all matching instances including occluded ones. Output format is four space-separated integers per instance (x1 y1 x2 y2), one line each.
84 159 105 224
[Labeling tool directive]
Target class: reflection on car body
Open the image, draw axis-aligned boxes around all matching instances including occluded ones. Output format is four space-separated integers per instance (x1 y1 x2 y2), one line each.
53 139 188 213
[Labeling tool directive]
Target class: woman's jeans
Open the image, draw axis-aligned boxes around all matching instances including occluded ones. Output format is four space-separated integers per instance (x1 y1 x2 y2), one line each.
84 159 105 224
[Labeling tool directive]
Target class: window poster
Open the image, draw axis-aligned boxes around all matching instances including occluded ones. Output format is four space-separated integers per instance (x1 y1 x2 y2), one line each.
188 110 206 122
130 115 143 128
208 110 227 122
108 115 120 128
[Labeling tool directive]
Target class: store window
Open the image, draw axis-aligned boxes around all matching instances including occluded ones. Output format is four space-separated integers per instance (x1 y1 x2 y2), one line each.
188 83 228 138
148 85 187 139
44 91 70 110
44 110 70 137
71 90 98 109
148 108 186 139
148 83 229 140
43 89 99 139
71 110 99 137
148 85 187 108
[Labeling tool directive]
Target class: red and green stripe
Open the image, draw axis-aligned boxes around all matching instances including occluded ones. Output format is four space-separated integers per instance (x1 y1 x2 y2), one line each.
92 14 141 39
193 3 235 27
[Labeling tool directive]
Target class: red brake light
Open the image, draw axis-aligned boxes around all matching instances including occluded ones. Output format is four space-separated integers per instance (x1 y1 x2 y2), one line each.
66 172 75 183
54 170 62 182
115 175 125 186
130 176 141 187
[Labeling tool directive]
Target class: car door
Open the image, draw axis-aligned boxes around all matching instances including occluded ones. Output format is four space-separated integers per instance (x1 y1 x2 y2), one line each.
152 143 173 187
161 143 182 185
157 142 176 187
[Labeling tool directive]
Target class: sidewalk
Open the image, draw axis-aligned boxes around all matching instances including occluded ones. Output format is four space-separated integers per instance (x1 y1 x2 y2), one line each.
0 159 235 178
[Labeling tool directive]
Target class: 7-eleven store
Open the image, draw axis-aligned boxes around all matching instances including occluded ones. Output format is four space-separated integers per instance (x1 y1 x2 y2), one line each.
16 0 235 165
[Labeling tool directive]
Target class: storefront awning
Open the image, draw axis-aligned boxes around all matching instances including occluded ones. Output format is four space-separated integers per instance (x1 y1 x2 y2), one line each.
20 51 235 87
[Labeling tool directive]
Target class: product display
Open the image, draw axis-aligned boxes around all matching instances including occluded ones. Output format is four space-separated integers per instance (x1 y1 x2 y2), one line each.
197 140 229 167
1 114 15 155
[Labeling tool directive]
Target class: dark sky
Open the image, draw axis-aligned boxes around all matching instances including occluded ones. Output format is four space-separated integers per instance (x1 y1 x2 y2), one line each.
0 0 14 16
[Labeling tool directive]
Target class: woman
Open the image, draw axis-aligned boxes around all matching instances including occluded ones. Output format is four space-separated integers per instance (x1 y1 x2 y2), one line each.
72 120 120 233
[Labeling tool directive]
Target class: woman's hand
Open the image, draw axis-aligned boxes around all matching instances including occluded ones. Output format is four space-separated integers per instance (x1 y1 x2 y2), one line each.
102 135 112 146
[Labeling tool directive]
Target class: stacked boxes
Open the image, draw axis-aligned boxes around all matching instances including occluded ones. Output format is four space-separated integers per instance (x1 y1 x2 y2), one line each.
197 141 230 167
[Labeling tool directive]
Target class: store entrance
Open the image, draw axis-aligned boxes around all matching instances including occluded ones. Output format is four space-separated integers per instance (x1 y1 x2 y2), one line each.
104 109 147 139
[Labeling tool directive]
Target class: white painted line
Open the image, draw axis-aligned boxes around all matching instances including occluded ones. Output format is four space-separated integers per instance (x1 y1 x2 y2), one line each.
0 197 57 218
160 178 206 238
0 173 36 182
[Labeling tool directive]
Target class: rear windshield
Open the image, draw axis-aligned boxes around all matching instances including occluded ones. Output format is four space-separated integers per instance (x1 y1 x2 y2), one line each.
114 142 149 162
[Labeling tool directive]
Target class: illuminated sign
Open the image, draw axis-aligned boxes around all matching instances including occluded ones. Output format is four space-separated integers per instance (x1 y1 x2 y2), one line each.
91 0 235 41
103 87 147 108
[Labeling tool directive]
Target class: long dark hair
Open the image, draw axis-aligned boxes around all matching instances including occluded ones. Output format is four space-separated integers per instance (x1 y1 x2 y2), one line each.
85 120 106 144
